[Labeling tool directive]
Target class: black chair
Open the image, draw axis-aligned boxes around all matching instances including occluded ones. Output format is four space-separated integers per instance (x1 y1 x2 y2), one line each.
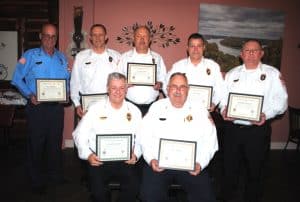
284 106 300 151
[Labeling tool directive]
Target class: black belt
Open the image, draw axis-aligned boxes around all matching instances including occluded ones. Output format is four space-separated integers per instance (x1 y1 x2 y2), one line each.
233 124 255 129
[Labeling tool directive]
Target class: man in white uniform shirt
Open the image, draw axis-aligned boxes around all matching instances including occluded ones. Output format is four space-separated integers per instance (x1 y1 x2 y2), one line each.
220 39 288 202
73 72 142 202
167 33 224 111
71 24 120 117
139 73 218 202
118 25 167 116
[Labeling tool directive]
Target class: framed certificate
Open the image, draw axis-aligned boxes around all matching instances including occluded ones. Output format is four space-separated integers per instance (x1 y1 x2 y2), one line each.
36 79 67 102
227 92 264 122
189 85 213 110
81 93 107 112
158 138 196 171
127 63 157 86
96 134 132 161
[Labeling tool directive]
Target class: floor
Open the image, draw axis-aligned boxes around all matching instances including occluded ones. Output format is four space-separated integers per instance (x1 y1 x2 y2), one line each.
1 138 300 202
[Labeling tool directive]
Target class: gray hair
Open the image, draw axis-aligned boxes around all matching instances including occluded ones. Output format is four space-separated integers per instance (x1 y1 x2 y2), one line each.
106 72 127 87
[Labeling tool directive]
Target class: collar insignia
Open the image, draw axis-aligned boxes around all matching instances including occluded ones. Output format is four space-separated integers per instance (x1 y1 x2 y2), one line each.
126 113 132 121
206 68 211 75
260 74 266 81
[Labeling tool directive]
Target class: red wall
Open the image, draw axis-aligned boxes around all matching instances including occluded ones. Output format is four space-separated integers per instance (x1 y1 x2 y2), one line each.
59 0 300 147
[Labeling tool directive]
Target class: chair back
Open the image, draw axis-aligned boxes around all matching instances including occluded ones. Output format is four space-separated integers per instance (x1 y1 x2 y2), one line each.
288 106 300 138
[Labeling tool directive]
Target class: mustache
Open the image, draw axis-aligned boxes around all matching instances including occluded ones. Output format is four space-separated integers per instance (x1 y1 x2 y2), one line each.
173 92 182 97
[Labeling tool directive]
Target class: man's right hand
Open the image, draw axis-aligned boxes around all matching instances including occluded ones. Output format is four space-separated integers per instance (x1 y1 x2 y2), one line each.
150 159 164 172
76 106 85 117
87 153 102 166
30 95 40 105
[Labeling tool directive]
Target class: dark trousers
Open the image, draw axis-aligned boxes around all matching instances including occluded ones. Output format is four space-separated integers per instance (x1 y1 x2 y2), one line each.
222 122 271 202
26 103 64 188
88 162 139 202
141 165 216 202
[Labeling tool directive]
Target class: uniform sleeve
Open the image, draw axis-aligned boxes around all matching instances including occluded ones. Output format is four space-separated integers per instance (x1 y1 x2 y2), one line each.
138 108 157 165
196 112 219 170
132 108 143 159
70 55 82 107
72 110 95 160
117 54 127 75
11 52 34 98
212 63 225 106
264 71 288 119
219 72 231 113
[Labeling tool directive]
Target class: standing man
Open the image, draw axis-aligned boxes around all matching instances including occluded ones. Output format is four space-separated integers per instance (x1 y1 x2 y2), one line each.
71 24 120 117
73 72 142 202
118 25 167 116
11 23 70 193
139 73 218 202
220 39 288 202
167 33 224 111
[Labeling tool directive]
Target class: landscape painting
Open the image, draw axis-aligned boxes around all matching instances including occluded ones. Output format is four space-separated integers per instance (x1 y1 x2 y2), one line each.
199 4 285 72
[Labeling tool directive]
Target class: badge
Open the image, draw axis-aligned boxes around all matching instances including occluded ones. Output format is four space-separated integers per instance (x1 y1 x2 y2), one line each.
206 68 211 75
126 113 132 121
99 116 107 120
85 62 91 65
260 74 266 81
185 115 193 122
233 79 239 82
109 56 113 62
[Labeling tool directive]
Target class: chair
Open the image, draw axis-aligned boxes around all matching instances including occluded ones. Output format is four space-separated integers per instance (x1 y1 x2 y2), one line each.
0 105 15 147
284 106 300 151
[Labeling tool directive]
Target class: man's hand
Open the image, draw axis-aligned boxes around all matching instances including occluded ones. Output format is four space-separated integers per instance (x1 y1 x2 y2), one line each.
30 95 40 105
153 82 162 91
150 159 164 172
208 103 216 112
189 163 201 176
221 106 234 121
76 106 85 117
87 153 102 166
252 113 266 126
125 153 137 165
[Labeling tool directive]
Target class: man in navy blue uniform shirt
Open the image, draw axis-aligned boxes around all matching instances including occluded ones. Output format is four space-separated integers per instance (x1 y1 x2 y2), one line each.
11 23 70 194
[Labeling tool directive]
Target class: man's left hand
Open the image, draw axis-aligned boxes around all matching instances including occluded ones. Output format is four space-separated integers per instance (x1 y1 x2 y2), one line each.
189 163 201 176
252 113 266 126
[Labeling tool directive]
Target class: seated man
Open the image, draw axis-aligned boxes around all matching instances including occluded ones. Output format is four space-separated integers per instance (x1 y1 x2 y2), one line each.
73 72 142 202
139 72 218 202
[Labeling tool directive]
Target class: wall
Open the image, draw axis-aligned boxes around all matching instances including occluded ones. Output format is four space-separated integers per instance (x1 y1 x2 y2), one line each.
59 0 300 148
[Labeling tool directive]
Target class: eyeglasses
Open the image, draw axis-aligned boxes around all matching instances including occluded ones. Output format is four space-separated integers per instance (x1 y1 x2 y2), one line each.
168 85 189 91
243 49 261 54
42 34 57 40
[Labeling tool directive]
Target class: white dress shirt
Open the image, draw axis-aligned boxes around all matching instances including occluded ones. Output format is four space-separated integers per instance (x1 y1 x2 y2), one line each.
72 99 142 160
118 48 167 104
139 98 218 170
220 63 288 125
70 48 121 107
167 57 225 106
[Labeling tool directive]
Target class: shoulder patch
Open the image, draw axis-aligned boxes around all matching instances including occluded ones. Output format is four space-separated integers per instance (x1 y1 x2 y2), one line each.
18 57 26 65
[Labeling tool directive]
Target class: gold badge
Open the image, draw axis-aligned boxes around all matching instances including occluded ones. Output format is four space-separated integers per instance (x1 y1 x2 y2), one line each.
126 113 132 121
99 116 107 120
206 68 211 75
186 115 193 122
260 74 266 81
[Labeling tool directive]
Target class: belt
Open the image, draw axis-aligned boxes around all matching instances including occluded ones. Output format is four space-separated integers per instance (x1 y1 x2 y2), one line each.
234 124 255 129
